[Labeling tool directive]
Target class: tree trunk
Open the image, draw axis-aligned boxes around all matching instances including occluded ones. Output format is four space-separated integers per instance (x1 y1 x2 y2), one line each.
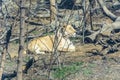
0 0 2 16
50 0 57 22
89 0 93 30
82 0 87 44
0 0 3 79
0 47 6 80
17 0 26 80
48 0 59 79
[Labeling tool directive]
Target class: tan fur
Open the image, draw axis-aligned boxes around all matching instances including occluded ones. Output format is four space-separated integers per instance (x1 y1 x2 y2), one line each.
28 35 54 52
27 25 76 54
63 25 76 36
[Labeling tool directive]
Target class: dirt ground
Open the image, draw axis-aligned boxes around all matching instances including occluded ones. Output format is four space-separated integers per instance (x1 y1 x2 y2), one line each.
65 47 120 80
2 42 120 80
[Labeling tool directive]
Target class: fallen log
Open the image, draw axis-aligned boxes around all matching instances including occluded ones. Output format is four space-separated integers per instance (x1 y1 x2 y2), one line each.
85 30 100 43
85 21 120 43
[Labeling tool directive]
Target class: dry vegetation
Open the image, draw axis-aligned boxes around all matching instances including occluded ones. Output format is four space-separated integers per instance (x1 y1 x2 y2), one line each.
0 0 120 80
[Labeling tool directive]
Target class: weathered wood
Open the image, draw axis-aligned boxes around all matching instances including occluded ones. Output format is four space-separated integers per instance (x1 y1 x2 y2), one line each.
85 22 120 43
85 30 100 43
97 0 117 21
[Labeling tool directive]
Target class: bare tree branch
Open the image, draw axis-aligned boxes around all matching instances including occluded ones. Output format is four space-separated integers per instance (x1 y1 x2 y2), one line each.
97 0 117 21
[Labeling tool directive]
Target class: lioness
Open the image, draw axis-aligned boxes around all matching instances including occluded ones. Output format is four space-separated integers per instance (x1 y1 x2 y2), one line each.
27 25 76 54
